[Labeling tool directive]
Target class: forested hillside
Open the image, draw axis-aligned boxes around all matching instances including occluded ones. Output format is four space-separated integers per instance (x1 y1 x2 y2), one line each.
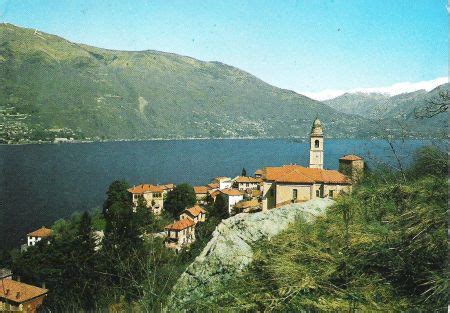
2 24 444 143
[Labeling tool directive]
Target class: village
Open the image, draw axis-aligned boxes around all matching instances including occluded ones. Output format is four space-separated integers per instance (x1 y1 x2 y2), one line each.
0 118 365 311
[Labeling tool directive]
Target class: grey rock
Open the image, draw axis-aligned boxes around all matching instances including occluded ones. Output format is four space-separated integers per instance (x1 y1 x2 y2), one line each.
166 198 334 311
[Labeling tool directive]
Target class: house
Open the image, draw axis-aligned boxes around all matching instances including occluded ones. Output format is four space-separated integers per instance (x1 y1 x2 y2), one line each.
164 219 196 252
232 199 261 214
214 177 233 190
27 227 52 247
157 183 176 194
0 279 48 313
180 205 207 224
232 176 261 191
339 155 365 182
220 189 244 215
209 189 221 201
128 184 165 215
206 182 219 191
254 169 263 178
193 186 209 204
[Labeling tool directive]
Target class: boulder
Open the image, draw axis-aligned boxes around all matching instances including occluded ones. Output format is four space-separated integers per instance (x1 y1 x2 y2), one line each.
166 198 334 310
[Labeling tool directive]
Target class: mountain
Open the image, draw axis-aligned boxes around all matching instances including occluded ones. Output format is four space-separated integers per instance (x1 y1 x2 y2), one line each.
0 24 444 143
323 92 392 118
323 85 448 137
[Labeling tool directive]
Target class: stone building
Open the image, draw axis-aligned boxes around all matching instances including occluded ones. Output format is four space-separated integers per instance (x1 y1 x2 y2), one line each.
339 155 365 182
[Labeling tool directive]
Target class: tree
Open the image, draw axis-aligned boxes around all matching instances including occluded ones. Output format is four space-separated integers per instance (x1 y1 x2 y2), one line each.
135 195 154 232
241 168 247 177
103 180 131 215
408 146 447 178
164 183 196 218
210 193 229 220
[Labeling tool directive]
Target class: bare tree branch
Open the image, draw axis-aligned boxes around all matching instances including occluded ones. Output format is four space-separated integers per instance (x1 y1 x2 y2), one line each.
414 91 449 119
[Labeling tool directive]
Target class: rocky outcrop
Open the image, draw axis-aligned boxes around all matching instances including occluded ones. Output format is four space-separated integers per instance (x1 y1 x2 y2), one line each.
166 198 334 311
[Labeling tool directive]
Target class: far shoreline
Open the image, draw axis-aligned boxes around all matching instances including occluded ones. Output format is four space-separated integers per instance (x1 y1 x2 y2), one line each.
0 136 442 146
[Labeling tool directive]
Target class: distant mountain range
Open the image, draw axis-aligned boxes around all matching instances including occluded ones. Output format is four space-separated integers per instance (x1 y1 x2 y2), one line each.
0 24 446 143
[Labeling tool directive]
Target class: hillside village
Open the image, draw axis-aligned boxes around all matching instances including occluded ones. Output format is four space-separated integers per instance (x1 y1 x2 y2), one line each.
0 118 365 311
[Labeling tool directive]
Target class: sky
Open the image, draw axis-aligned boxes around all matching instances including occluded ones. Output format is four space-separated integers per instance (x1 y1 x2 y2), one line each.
0 0 448 100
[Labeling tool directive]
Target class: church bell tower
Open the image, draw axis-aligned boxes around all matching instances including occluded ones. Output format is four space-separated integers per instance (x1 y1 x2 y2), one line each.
309 118 324 169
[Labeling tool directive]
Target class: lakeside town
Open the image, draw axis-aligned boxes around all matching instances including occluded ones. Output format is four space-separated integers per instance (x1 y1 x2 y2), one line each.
0 118 366 311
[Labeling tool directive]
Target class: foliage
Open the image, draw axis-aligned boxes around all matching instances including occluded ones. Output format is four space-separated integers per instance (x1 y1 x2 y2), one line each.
210 193 229 220
164 183 197 218
102 180 131 215
204 147 448 311
407 145 447 178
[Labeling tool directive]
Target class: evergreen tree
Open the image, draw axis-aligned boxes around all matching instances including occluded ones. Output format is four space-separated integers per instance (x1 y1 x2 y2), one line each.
103 180 131 215
164 183 196 218
211 193 229 220
241 167 247 177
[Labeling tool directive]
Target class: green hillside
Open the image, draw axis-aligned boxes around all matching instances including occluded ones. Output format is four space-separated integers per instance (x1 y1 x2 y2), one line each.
0 24 443 143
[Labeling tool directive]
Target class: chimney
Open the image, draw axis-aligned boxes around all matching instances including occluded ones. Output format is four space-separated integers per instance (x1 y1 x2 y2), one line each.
5 289 9 295
16 276 21 282
16 291 20 299
42 282 46 289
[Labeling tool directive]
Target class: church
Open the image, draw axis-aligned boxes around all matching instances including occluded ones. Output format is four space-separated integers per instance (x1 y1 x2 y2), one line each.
261 118 363 210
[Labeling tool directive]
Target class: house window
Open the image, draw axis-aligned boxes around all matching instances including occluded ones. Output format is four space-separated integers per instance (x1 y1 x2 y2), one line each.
316 190 320 197
315 140 320 148
293 189 298 200
329 190 334 198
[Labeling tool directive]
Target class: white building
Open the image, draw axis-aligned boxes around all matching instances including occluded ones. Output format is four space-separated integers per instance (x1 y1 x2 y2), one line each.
214 177 233 190
220 189 244 215
27 227 52 246
232 176 261 191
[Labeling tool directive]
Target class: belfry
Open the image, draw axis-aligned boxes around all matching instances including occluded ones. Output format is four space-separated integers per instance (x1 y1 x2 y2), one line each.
309 117 324 169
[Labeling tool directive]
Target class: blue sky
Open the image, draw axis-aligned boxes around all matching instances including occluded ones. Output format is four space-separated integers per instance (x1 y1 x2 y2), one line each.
0 0 447 99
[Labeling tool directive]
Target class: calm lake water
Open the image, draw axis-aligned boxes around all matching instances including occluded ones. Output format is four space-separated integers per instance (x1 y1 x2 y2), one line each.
0 138 438 250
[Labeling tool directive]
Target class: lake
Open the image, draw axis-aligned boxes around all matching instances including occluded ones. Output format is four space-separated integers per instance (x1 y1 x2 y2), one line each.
0 138 437 250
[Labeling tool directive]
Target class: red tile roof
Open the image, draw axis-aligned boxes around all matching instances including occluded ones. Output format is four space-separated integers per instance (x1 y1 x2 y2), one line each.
128 184 164 194
340 155 363 161
0 279 48 304
263 165 351 184
158 183 176 190
221 188 244 196
207 183 219 189
233 176 262 183
209 190 221 198
165 218 195 231
234 199 260 209
27 227 52 238
254 169 263 175
193 186 208 194
184 205 207 217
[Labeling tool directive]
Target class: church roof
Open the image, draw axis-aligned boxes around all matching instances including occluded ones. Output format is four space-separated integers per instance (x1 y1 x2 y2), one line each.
263 165 350 185
311 118 323 136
